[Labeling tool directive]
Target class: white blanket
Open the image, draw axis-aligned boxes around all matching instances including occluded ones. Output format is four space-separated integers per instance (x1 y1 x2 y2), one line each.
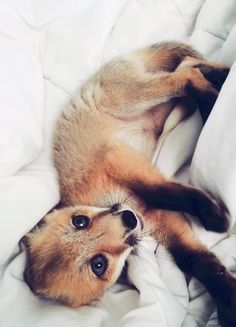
0 0 236 326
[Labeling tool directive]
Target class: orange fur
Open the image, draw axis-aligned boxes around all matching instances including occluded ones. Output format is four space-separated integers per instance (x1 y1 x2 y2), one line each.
23 42 233 322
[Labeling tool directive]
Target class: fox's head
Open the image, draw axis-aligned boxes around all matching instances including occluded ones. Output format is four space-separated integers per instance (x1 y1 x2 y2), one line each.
23 204 142 307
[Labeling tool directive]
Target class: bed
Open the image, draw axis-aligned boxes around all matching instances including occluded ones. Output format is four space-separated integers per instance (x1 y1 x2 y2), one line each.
0 0 236 326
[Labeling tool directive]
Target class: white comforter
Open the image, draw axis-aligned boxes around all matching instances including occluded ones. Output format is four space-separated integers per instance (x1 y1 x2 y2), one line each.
0 0 236 326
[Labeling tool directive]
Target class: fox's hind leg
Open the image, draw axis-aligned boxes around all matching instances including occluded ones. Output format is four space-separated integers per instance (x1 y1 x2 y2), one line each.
177 55 229 91
139 42 229 121
99 63 218 120
136 42 202 73
98 42 229 122
149 210 236 327
176 56 230 121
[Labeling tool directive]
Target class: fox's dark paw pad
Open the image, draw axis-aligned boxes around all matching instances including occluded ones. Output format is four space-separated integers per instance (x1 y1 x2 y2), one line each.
199 198 230 233
194 64 230 91
217 280 236 327
185 75 219 123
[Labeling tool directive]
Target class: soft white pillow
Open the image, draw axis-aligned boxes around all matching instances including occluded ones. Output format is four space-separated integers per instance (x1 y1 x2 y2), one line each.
0 5 43 177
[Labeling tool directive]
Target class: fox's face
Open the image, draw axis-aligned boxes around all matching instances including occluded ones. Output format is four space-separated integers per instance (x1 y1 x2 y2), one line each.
23 204 142 307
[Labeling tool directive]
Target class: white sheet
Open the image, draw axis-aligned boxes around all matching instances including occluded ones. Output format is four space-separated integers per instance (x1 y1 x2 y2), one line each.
0 2 44 177
0 0 236 326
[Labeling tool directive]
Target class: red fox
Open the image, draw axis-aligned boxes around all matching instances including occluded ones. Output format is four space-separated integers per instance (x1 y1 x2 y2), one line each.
23 42 235 326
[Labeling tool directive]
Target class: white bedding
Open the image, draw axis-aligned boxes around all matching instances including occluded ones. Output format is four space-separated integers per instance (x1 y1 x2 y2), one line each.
0 0 236 326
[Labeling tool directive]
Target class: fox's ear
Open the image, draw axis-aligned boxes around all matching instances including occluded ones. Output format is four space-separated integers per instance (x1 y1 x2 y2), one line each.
20 217 47 247
52 202 64 210
20 234 31 247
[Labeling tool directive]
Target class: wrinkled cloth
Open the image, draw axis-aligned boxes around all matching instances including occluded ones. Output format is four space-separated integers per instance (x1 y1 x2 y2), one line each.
0 0 236 326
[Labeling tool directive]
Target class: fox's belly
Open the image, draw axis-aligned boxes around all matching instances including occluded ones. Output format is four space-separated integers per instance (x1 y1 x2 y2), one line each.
116 126 156 161
116 101 176 162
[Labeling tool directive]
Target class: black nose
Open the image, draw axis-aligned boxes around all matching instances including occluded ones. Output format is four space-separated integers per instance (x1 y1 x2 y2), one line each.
121 210 137 230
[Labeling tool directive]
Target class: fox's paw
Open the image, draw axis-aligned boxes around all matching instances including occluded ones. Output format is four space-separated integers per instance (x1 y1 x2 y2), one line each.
217 277 236 327
196 194 230 233
193 64 230 91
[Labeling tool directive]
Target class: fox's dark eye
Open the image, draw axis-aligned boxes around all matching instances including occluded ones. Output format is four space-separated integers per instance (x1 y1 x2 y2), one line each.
72 215 89 229
91 254 108 277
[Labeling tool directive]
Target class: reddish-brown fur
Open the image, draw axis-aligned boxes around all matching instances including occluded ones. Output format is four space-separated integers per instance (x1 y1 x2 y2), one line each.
23 42 235 326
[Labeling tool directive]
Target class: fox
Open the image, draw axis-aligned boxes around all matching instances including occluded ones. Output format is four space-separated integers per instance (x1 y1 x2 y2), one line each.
23 42 235 326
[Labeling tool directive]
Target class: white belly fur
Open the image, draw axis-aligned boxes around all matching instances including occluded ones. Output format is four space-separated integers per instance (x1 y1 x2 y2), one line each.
116 101 185 163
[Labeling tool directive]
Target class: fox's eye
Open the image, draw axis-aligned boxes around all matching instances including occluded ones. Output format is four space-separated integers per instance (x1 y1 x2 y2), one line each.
91 254 108 277
72 215 89 229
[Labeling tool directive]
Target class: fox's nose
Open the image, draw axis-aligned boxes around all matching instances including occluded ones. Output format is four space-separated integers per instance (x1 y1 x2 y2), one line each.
121 210 137 230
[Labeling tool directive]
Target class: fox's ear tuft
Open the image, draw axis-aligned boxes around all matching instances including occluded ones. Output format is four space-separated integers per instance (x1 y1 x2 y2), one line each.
20 234 31 247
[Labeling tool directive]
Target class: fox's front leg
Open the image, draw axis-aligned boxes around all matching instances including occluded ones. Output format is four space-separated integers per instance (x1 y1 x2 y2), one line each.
148 210 236 327
132 180 229 233
105 142 229 233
